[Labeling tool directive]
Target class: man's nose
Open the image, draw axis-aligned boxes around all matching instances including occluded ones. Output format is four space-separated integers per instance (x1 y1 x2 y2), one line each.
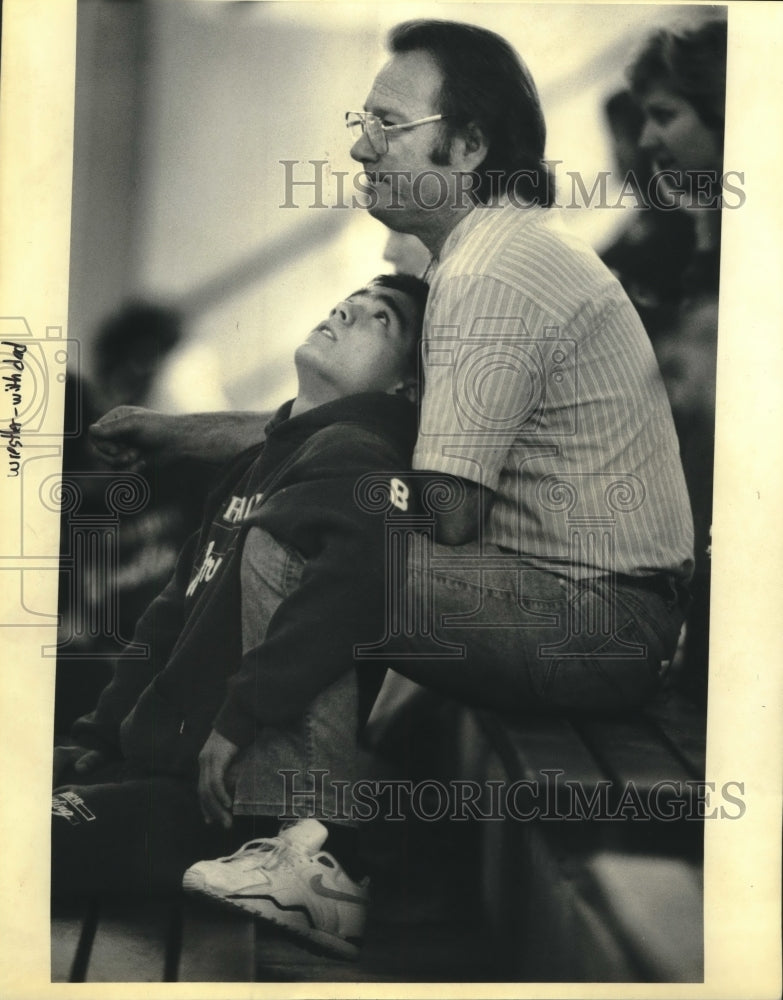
350 130 378 164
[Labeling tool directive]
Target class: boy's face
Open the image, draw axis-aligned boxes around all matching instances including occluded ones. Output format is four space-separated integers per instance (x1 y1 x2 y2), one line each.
295 284 420 398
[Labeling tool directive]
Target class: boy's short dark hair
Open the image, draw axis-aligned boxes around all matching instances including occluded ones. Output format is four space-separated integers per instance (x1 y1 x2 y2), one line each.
366 273 429 376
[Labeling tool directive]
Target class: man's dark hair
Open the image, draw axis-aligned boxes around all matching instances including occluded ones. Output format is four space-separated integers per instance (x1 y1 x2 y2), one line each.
389 19 555 207
366 273 428 372
628 18 727 143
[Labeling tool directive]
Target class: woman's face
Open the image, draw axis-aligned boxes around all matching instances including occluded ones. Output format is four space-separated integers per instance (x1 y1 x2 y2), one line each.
638 85 723 175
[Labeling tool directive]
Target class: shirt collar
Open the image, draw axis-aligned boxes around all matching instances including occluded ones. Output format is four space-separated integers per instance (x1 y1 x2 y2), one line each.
423 204 478 280
426 196 546 279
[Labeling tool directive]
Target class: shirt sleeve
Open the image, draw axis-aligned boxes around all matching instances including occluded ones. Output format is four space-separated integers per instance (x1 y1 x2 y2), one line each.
212 425 410 746
413 272 547 490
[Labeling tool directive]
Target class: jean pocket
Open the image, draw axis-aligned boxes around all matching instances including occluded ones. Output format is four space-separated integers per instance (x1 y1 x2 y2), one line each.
517 570 570 623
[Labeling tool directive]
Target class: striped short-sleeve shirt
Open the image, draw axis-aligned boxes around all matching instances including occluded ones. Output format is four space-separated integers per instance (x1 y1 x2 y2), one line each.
412 199 694 582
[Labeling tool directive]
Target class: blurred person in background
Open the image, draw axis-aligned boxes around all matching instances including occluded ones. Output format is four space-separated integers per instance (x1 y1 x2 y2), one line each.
91 303 183 413
599 88 695 343
56 303 205 733
630 17 725 294
628 16 727 701
88 304 207 627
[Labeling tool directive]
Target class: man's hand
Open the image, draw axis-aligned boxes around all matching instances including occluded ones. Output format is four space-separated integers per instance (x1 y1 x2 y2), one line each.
53 745 106 788
90 406 269 471
428 476 495 546
89 406 177 471
197 729 239 829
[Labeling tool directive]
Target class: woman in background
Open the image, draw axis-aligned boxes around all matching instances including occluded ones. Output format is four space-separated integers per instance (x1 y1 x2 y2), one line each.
628 17 727 701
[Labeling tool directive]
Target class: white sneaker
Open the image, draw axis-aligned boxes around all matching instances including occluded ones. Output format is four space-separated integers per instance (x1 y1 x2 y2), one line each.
182 819 368 959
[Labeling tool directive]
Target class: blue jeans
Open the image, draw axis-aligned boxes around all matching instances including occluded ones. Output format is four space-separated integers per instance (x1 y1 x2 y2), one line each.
359 540 687 718
231 527 369 823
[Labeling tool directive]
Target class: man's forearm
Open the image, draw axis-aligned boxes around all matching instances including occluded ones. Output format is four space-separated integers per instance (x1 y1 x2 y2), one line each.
172 411 270 464
416 473 494 546
90 406 271 468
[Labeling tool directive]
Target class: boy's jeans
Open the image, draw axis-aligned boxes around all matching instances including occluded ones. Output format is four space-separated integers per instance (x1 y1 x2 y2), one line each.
232 527 368 824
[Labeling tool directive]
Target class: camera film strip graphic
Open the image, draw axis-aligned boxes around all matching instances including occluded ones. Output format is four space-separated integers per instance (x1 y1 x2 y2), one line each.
419 318 578 440
1 319 74 632
1 318 147 657
1 318 75 437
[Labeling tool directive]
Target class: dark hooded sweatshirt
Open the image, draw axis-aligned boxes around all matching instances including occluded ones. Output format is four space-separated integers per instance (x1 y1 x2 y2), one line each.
72 392 418 777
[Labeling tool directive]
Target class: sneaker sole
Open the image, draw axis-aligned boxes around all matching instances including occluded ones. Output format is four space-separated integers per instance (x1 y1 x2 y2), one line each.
182 870 361 961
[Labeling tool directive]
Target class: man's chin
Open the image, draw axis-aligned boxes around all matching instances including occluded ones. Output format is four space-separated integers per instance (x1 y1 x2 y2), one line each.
366 203 413 231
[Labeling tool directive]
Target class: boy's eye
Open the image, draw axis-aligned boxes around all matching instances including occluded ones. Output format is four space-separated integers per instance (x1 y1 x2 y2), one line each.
374 311 390 327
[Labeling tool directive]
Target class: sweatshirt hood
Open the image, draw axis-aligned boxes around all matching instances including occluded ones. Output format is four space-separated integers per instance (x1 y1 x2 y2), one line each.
265 392 418 458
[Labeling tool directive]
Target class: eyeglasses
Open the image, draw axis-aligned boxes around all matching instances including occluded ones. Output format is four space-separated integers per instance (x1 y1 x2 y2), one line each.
345 111 446 155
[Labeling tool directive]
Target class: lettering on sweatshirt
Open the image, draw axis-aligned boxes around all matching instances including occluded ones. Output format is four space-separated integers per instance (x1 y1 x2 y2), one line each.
185 491 265 598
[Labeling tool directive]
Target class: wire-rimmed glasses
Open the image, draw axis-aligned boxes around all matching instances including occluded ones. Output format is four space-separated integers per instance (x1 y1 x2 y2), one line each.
345 111 446 155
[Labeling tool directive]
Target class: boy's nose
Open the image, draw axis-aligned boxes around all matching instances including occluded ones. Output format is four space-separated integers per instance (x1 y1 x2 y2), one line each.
332 301 355 325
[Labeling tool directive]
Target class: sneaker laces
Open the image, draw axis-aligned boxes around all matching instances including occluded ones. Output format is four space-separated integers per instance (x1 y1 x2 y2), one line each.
221 836 304 873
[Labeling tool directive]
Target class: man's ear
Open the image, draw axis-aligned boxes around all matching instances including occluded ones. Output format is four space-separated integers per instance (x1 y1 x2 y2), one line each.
452 122 488 172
